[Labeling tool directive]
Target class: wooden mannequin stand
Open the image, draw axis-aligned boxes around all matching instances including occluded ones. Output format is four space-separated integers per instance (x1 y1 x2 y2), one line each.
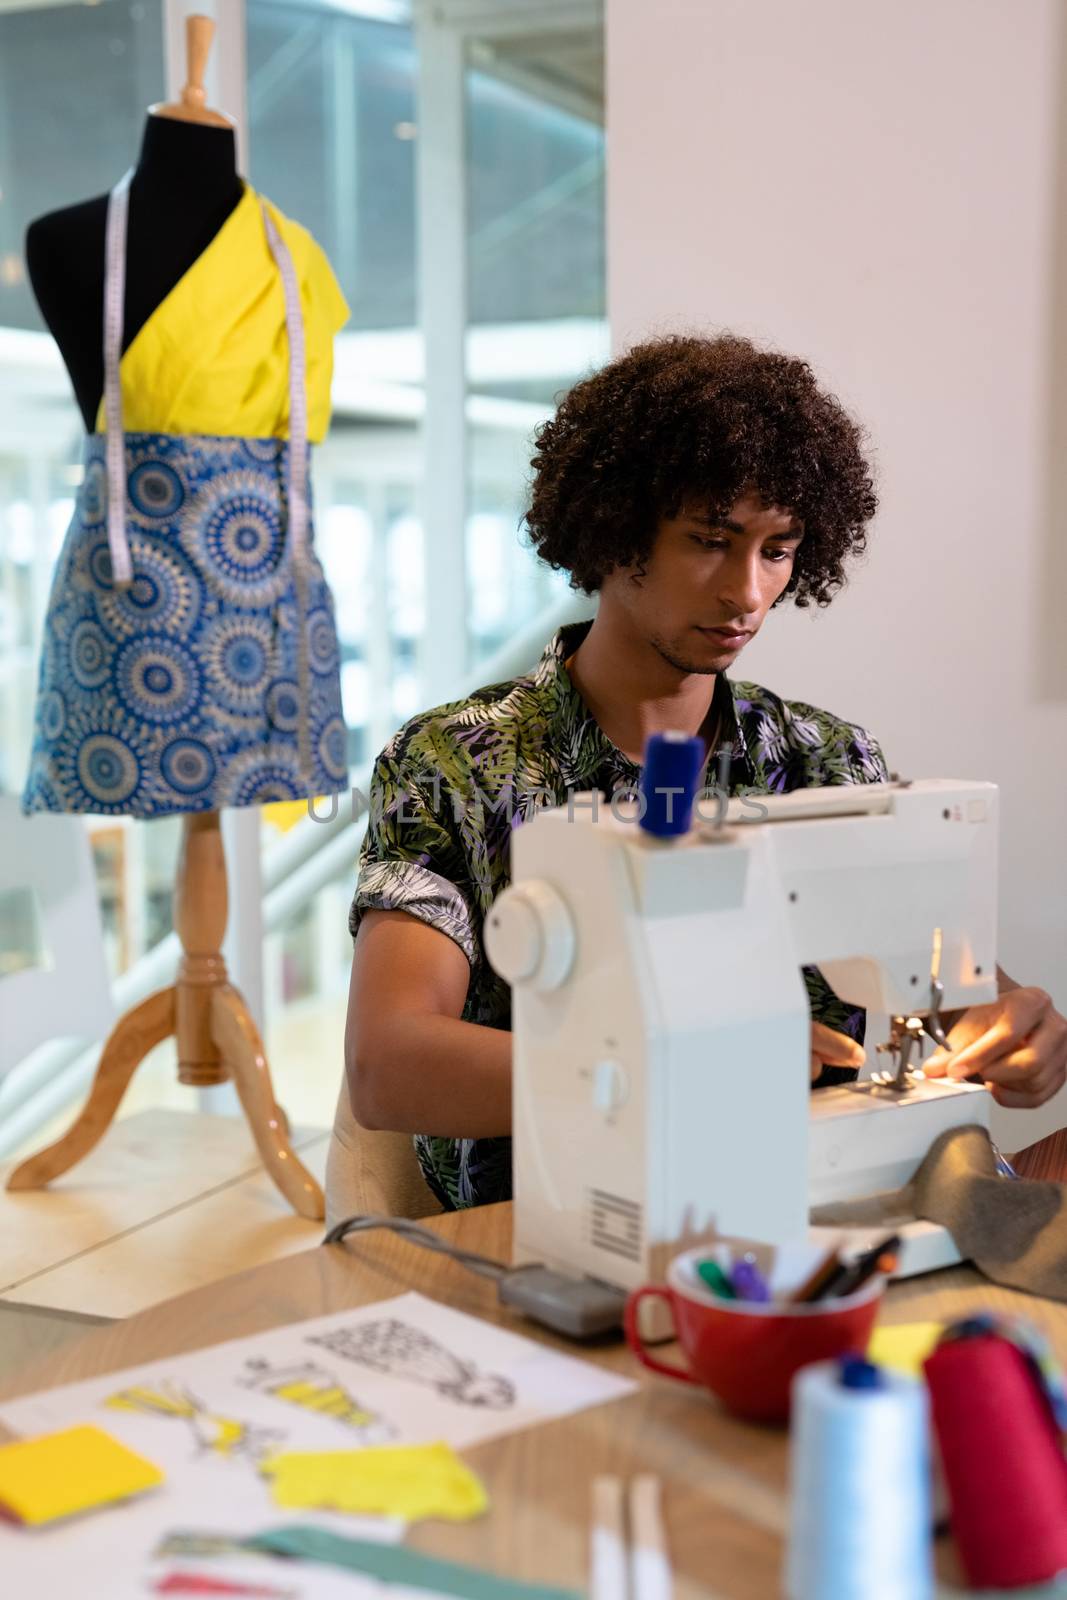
8 810 323 1217
7 20 324 1220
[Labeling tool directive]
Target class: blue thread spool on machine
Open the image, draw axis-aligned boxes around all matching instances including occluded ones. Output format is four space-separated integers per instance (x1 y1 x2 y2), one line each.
638 731 706 838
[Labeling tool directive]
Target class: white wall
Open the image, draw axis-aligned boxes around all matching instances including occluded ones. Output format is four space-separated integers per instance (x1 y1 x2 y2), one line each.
608 0 1067 1140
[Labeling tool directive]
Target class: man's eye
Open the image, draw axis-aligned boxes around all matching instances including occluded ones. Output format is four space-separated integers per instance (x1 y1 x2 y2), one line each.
690 534 727 550
765 548 796 562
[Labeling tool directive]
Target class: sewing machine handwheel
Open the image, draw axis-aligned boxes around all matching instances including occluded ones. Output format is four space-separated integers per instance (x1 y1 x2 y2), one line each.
485 880 575 991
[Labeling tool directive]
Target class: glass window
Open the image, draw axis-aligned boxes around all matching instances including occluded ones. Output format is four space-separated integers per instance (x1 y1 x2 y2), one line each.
0 0 187 1148
249 4 425 783
0 0 176 993
1 0 606 1143
250 4 605 1114
464 13 606 668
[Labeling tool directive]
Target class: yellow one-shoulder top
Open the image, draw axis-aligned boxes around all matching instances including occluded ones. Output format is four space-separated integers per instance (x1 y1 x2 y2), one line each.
96 184 349 444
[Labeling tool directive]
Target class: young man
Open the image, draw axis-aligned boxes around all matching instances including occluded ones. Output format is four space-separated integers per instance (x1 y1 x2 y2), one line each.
345 334 1067 1211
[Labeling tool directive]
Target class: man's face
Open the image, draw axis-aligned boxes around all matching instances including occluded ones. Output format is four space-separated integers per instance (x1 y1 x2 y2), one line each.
605 491 804 674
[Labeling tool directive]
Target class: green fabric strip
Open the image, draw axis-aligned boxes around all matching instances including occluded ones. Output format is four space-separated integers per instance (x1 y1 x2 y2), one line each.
243 1526 582 1600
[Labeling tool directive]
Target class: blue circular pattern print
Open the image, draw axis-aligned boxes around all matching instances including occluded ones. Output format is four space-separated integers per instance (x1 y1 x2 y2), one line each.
307 607 340 676
219 744 305 806
81 459 108 526
266 678 302 733
317 715 349 782
41 689 65 742
96 538 200 640
182 469 288 607
241 437 286 465
129 459 185 519
203 614 274 714
78 734 139 804
115 635 201 726
160 737 217 797
51 703 156 813
22 433 347 818
70 619 112 689
87 537 117 590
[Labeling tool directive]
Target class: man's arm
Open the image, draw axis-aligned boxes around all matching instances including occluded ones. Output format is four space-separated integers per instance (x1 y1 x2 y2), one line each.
345 908 512 1135
925 964 1067 1108
346 906 864 1125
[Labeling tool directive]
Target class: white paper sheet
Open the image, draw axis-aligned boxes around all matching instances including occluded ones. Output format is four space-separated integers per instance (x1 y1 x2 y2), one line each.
0 1290 634 1595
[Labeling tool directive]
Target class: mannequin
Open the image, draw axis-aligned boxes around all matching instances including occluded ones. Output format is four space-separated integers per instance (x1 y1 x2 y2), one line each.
26 116 243 432
9 18 329 1219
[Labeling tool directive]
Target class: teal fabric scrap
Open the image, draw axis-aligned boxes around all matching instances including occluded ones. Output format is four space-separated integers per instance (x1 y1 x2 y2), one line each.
243 1526 582 1600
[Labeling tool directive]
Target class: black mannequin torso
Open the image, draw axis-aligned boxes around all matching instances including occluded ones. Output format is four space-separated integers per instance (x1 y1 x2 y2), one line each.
26 115 244 432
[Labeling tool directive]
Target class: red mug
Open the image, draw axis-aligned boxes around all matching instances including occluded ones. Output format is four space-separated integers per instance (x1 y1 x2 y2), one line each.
625 1245 884 1424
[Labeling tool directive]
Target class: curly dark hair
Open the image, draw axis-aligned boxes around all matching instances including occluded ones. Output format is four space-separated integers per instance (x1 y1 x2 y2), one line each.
524 333 877 607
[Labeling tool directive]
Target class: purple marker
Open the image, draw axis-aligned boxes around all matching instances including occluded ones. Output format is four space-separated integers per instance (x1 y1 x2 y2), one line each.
730 1254 771 1303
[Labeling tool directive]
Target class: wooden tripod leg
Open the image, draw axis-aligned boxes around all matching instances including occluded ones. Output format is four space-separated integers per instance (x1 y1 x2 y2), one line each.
6 987 177 1191
211 984 324 1220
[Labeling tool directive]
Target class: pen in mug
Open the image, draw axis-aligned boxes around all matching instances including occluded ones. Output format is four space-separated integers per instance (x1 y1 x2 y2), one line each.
789 1246 845 1304
696 1258 736 1299
825 1234 902 1300
730 1253 770 1302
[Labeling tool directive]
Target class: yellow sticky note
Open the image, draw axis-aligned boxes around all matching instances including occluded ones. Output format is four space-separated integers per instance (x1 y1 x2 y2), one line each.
262 1441 488 1523
868 1321 943 1378
0 1423 164 1526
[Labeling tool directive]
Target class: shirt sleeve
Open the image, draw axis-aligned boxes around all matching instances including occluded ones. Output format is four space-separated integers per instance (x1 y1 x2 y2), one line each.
348 751 477 967
845 726 890 785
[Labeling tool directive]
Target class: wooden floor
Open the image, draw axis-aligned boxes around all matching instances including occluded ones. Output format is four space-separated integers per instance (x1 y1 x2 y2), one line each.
0 1110 330 1368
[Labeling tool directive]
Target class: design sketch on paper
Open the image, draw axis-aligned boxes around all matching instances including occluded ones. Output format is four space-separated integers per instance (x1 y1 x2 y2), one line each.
155 1533 252 1561
307 1319 516 1409
105 1381 286 1462
238 1357 395 1442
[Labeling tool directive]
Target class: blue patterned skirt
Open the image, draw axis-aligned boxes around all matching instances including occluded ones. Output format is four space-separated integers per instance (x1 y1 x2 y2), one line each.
22 432 349 817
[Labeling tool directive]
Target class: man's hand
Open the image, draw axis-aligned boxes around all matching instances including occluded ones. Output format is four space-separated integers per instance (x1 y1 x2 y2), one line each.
810 1021 866 1084
923 987 1067 1108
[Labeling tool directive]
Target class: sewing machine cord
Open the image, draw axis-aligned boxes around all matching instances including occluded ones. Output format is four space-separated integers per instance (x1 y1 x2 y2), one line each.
323 1214 628 1340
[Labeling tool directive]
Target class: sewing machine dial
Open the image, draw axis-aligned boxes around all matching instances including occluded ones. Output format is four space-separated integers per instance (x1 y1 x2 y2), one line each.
485 880 576 992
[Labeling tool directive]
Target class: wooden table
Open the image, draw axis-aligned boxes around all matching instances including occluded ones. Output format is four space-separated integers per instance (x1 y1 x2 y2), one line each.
2 1203 1064 1598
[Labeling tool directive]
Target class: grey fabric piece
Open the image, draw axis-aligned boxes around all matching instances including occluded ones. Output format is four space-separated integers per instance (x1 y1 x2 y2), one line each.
812 1125 1067 1300
913 1125 1064 1296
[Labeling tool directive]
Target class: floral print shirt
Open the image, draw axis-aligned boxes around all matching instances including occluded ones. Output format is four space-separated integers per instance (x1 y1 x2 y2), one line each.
349 620 890 1210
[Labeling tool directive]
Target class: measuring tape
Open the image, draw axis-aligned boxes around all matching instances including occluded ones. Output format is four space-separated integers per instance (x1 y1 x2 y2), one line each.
261 201 313 789
103 169 135 589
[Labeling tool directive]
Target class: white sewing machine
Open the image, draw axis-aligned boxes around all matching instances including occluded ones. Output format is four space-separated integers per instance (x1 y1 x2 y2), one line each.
486 777 1006 1287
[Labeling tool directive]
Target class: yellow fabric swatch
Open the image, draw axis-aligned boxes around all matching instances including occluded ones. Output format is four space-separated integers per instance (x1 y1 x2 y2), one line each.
95 184 349 444
868 1321 943 1378
262 1440 488 1523
0 1423 163 1525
